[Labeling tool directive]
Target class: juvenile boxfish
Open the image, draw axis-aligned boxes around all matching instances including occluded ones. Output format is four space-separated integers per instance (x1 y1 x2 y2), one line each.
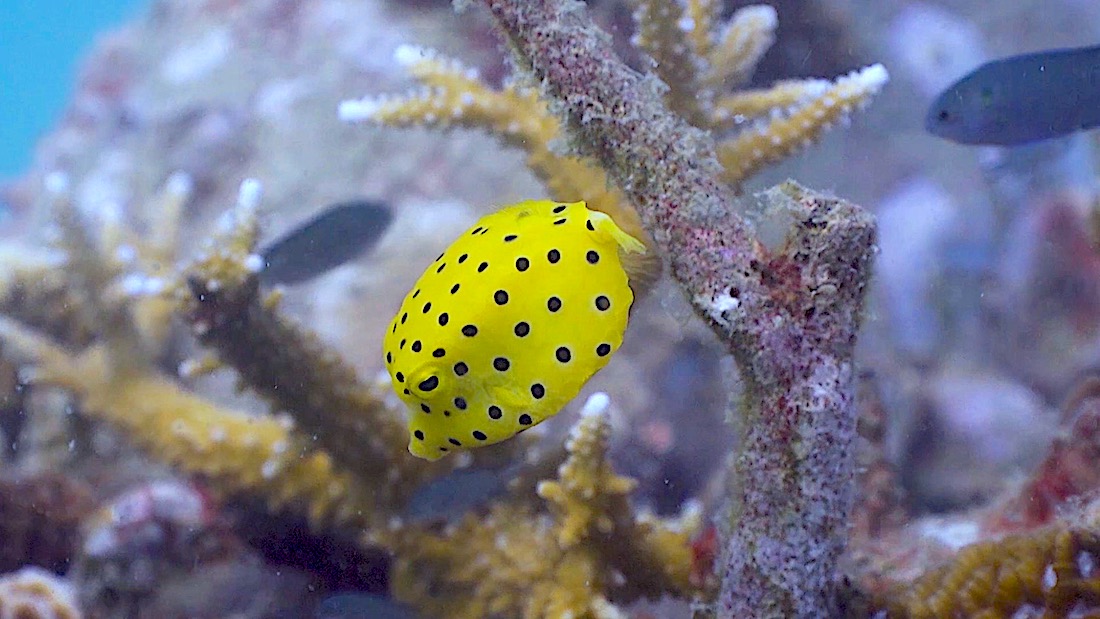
259 199 392 286
926 44 1100 145
383 200 646 460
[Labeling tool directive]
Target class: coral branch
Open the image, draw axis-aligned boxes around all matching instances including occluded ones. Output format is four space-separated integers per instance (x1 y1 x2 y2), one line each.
704 4 777 88
0 319 373 531
717 65 888 186
627 0 707 124
469 2 877 616
180 182 440 511
390 394 697 618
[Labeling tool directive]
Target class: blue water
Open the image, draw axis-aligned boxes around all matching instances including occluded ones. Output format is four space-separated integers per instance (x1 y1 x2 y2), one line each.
0 0 148 179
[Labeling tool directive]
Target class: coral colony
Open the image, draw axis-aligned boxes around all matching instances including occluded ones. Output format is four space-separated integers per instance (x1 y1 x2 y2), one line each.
8 0 1100 618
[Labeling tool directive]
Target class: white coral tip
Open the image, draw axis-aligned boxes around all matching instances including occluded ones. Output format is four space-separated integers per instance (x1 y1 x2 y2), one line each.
855 63 890 92
580 392 611 418
237 178 263 210
338 97 381 122
166 171 194 197
741 4 778 29
393 44 428 66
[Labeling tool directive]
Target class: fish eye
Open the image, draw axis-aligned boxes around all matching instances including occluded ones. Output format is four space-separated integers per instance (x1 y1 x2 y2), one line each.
938 109 950 121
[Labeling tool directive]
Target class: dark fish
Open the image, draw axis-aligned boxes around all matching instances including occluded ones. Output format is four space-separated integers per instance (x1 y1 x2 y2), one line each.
402 466 515 524
314 593 421 619
259 200 392 286
926 44 1100 145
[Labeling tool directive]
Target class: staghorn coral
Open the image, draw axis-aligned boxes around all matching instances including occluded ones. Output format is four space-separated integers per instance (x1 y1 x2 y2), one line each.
0 173 701 616
389 393 698 619
0 1 887 616
341 3 886 200
0 179 381 532
178 180 445 509
383 1 880 617
0 567 81 619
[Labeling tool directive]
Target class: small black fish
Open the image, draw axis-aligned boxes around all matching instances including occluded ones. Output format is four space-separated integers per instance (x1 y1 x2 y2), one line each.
314 593 421 619
926 44 1100 146
402 465 515 524
259 200 392 286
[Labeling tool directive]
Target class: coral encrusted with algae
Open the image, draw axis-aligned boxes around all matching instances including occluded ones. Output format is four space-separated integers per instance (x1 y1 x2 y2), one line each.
389 393 699 619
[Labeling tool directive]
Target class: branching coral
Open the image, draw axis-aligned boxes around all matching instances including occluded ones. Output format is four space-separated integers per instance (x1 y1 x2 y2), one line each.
0 173 701 616
0 1 890 616
390 393 698 619
341 3 885 195
352 1 880 616
0 179 386 532
178 180 445 514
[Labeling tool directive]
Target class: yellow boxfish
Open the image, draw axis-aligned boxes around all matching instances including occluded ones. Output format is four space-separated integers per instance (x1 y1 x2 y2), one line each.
383 200 646 460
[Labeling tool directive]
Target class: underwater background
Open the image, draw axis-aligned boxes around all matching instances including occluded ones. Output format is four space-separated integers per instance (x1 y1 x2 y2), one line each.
0 0 147 180
1 0 1100 617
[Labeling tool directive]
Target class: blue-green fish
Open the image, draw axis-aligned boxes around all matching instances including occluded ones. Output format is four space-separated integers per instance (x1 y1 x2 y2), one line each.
315 593 421 619
926 44 1100 145
259 200 392 286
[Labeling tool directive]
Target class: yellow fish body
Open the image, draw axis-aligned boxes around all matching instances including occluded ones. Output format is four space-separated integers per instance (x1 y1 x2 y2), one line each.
383 200 646 460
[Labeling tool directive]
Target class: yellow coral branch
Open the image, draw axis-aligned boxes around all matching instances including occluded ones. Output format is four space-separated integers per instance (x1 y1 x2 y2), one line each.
685 0 718 59
389 394 698 619
703 4 777 88
711 78 831 130
340 45 555 151
180 180 441 507
43 175 151 373
717 64 888 186
340 46 661 290
627 0 706 124
0 317 377 532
